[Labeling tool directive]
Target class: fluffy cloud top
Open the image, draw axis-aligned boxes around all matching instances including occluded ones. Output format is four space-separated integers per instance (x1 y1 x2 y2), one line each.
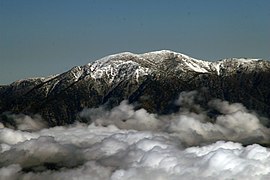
1 91 270 179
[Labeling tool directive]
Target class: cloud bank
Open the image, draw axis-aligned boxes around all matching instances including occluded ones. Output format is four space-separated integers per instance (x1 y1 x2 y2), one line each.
80 91 270 146
1 91 270 179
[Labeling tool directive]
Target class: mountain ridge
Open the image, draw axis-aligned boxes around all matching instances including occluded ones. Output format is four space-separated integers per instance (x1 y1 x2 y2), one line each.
1 50 270 126
6 50 267 84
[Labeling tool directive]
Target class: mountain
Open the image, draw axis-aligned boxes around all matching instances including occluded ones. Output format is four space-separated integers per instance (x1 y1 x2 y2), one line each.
1 50 270 126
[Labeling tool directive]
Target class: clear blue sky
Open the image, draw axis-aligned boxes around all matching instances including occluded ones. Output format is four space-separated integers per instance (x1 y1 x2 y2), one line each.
0 0 269 84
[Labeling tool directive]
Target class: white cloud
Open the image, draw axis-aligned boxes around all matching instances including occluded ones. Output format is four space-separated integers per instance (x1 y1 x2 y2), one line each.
1 114 47 131
80 92 270 146
1 91 270 179
0 124 269 179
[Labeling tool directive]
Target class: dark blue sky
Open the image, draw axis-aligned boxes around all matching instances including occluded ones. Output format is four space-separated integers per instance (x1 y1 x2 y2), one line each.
1 0 269 84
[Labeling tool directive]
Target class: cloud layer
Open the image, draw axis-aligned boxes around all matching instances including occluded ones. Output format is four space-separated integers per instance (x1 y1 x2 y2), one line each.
1 91 270 179
80 91 270 146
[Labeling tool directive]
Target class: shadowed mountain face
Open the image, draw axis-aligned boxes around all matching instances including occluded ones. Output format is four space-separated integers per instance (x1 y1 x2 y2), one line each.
1 50 270 126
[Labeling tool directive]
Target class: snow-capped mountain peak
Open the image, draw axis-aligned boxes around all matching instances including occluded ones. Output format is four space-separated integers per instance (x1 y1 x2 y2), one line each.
83 50 212 82
1 50 270 126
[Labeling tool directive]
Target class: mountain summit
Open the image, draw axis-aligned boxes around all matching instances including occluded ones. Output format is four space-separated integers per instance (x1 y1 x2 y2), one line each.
1 50 270 126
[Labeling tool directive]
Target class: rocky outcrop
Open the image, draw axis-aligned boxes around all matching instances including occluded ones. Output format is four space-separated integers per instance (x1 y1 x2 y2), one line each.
1 50 270 126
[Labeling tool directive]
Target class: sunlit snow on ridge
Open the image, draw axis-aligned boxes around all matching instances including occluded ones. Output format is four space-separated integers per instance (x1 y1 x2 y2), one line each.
10 50 265 90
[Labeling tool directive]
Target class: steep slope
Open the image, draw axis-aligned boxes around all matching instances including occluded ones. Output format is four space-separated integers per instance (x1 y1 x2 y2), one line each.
1 50 270 126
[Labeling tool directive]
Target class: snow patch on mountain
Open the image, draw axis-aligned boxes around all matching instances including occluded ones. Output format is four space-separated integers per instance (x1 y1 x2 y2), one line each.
7 50 268 93
84 50 213 82
86 60 149 83
84 50 265 80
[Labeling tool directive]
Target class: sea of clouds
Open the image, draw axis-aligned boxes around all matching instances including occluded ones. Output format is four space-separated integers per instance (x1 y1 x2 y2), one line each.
1 91 270 179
